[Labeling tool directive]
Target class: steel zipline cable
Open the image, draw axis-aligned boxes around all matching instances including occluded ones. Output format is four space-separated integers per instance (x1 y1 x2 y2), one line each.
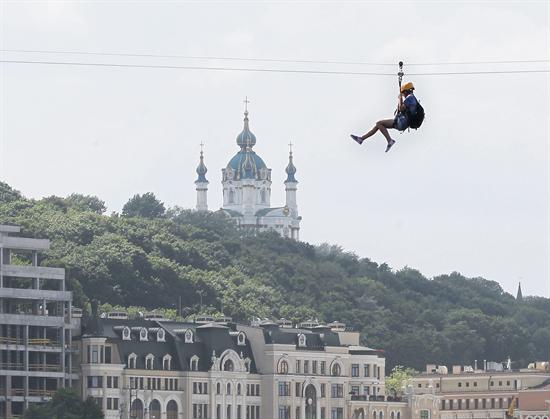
0 59 549 76
1 48 549 67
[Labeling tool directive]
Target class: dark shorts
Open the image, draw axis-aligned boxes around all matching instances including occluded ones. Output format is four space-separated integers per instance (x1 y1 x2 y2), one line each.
393 113 409 131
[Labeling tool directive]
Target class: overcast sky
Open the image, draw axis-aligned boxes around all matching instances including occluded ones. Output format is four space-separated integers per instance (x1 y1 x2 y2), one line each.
1 1 548 298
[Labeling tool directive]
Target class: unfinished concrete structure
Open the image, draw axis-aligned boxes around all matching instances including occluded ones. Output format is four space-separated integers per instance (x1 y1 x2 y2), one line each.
0 225 74 418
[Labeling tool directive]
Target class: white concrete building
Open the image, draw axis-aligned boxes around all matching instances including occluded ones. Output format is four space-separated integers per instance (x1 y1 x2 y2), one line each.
77 315 407 419
0 225 76 418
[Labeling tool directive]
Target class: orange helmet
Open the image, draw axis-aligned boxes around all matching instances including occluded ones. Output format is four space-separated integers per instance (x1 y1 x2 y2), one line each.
400 82 415 93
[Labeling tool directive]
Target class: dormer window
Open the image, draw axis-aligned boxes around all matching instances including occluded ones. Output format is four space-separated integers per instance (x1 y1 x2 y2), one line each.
190 356 199 371
298 334 306 347
140 328 148 342
128 353 137 369
157 329 165 342
163 354 172 371
145 354 154 370
184 329 194 343
122 327 131 341
237 332 246 346
223 359 234 372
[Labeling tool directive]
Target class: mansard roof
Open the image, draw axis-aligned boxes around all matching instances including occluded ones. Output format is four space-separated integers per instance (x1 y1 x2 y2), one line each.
82 318 257 373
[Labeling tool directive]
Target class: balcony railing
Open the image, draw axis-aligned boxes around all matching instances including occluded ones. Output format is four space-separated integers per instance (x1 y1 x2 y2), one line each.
0 337 23 345
0 362 24 370
28 338 62 347
28 364 63 372
28 389 56 397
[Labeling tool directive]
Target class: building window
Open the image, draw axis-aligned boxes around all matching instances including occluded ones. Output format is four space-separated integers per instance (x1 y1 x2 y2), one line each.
237 383 242 395
304 360 309 374
104 346 111 364
321 383 326 398
88 344 101 364
185 329 194 343
140 328 148 341
420 411 429 419
128 353 137 369
163 355 172 371
237 332 246 346
296 360 301 374
312 361 318 374
107 398 119 410
106 376 119 389
145 354 154 370
298 334 306 347
278 381 290 396
278 406 290 419
87 376 103 388
320 361 326 375
295 382 301 397
278 360 289 374
351 364 359 377
364 364 371 377
217 383 221 394
331 363 341 377
157 329 165 342
331 384 343 398
331 408 344 419
122 327 131 340
227 383 232 395
224 359 235 372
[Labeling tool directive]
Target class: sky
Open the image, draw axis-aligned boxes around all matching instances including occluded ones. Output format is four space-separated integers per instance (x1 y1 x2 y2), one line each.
1 1 549 298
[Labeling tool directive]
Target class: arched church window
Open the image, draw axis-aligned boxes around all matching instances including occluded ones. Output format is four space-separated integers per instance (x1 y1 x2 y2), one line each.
229 189 235 204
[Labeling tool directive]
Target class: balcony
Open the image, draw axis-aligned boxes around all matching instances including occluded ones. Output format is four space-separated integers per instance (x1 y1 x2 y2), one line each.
1 264 65 280
28 364 63 373
0 362 24 371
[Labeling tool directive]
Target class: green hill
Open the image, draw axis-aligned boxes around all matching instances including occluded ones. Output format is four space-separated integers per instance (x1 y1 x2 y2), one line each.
1 181 549 371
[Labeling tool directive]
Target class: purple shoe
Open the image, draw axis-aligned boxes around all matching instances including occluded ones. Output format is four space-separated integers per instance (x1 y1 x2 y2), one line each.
350 134 363 145
385 139 396 152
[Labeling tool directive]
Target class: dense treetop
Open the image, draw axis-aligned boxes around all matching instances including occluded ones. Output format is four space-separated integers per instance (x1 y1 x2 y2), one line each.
1 181 549 370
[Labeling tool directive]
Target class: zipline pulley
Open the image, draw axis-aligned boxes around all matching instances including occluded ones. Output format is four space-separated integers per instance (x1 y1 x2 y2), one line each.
398 61 404 91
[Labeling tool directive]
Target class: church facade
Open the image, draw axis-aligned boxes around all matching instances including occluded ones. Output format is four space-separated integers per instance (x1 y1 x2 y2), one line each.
195 107 302 240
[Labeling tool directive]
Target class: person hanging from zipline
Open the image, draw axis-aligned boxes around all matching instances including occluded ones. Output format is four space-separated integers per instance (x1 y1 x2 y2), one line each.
350 63 424 152
350 82 422 152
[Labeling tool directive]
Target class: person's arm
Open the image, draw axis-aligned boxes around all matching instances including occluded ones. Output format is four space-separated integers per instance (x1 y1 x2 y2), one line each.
398 94 406 112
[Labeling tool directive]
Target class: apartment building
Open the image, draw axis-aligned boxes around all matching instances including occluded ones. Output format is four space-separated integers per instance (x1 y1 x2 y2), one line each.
78 316 407 419
411 363 550 419
0 225 75 418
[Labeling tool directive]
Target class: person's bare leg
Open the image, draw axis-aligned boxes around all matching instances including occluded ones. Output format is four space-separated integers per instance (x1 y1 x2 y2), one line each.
361 119 394 142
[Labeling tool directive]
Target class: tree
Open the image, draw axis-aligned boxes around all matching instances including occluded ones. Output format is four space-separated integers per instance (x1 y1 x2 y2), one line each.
122 192 165 218
23 388 103 419
385 365 416 398
66 194 107 214
0 181 23 203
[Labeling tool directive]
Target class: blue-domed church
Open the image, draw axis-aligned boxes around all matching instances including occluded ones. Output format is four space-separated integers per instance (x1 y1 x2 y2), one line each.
194 107 301 240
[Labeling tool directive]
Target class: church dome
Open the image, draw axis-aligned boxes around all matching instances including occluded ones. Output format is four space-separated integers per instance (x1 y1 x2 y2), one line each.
285 150 297 183
195 150 208 183
236 110 256 149
226 150 267 180
226 109 268 180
